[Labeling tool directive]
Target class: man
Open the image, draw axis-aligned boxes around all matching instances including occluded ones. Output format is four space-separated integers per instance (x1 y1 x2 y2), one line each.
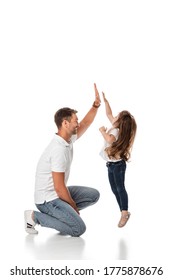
24 83 101 237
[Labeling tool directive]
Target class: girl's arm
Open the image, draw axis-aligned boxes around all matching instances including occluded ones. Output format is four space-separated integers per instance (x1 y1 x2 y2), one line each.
102 92 114 124
99 126 116 144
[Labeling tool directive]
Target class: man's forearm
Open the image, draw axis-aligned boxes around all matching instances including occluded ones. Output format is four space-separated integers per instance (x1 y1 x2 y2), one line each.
82 106 99 126
55 185 79 214
77 105 99 138
56 185 75 206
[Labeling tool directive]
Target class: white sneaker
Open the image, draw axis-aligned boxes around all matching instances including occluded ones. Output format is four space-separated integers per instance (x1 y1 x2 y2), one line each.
24 210 38 234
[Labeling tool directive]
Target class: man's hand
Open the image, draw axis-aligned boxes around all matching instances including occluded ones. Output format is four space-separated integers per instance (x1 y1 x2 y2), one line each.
77 83 101 139
52 171 80 215
71 201 80 215
94 83 101 106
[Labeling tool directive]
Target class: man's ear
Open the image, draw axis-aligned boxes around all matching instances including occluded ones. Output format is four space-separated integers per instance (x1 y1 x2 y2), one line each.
62 119 69 128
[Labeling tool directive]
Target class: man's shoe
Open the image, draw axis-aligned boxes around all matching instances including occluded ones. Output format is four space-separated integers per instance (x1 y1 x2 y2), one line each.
24 210 38 234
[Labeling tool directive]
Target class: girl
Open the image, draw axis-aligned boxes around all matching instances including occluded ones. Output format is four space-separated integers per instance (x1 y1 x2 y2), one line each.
99 92 137 228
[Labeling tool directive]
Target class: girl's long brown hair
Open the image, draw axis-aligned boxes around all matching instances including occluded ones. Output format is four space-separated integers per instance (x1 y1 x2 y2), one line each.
105 110 137 161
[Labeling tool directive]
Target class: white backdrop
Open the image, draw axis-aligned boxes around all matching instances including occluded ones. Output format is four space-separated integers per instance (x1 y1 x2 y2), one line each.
1 0 173 278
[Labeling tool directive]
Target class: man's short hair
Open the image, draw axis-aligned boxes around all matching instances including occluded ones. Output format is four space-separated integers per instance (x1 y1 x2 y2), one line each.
54 107 78 128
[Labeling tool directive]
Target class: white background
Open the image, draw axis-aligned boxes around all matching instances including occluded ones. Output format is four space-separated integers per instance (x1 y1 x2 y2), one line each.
0 0 173 278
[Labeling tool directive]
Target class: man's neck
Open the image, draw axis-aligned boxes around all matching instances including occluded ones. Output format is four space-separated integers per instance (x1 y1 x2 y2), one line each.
56 131 71 143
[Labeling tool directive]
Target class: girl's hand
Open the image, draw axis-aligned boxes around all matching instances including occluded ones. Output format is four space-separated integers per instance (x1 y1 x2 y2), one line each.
99 126 107 133
102 92 108 103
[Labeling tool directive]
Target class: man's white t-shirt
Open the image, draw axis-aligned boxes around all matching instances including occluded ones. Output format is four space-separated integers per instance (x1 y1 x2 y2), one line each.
99 127 121 162
34 134 77 204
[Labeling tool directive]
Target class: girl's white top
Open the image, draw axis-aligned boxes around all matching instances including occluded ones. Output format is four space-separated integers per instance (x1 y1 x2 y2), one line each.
99 127 121 162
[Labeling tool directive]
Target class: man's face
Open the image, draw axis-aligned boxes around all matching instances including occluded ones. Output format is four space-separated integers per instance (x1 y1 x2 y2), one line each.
68 113 80 135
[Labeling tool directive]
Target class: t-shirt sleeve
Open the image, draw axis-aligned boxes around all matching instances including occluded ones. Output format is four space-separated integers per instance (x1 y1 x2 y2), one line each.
50 148 67 172
109 128 119 139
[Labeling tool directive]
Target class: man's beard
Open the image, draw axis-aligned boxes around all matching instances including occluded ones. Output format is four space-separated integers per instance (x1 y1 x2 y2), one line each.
72 128 78 134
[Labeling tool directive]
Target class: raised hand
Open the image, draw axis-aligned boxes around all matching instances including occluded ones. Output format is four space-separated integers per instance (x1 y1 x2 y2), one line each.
102 92 108 103
102 91 114 123
94 83 101 107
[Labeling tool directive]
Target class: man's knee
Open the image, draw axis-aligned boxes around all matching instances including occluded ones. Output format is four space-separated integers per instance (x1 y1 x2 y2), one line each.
72 220 86 237
93 189 100 203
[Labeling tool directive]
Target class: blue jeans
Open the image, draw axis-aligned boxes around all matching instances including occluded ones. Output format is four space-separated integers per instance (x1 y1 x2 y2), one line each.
106 160 128 211
34 186 100 237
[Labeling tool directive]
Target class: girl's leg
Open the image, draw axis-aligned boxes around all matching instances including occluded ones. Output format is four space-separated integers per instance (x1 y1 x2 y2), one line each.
111 160 128 211
107 161 130 227
108 170 122 210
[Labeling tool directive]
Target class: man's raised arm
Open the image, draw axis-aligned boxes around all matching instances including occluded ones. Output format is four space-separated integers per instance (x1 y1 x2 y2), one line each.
77 83 101 139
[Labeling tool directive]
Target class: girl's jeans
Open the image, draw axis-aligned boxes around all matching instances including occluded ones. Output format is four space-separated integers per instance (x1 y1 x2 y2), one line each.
34 186 100 237
106 160 128 211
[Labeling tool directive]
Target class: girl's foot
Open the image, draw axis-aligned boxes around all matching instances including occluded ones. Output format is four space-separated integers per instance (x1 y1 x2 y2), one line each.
118 212 131 228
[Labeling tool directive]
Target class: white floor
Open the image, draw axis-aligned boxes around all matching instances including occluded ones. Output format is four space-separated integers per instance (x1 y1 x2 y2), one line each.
2 193 172 280
1 157 173 280
22 206 170 261
3 188 172 262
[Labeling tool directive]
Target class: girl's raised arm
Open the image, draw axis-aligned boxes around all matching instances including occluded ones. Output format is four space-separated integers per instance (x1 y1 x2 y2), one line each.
102 92 114 124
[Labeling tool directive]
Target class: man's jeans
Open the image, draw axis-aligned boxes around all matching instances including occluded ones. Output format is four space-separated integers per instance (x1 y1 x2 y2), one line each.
34 186 100 237
106 160 128 211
